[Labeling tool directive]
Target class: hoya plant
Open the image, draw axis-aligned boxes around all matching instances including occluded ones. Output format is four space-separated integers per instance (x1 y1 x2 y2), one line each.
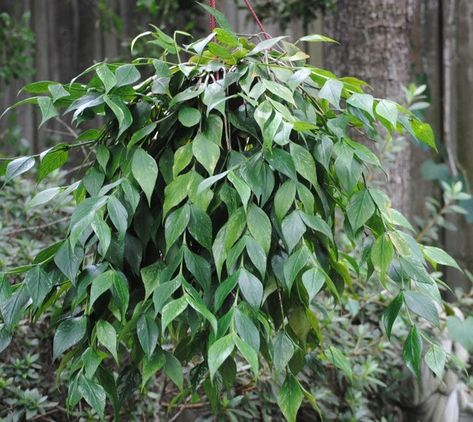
0 9 461 421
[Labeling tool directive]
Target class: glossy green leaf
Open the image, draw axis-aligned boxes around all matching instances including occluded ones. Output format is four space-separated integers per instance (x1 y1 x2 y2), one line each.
403 325 423 378
96 320 118 362
132 147 158 205
208 334 234 380
137 315 159 357
237 269 263 308
277 374 303 422
347 189 375 231
53 316 87 358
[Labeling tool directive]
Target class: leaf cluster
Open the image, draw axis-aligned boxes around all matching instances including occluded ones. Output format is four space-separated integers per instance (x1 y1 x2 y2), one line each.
0 17 460 421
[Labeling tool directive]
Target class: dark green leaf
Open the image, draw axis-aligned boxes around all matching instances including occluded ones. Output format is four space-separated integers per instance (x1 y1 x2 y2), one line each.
237 269 263 308
347 189 375 231
53 316 87 358
137 315 159 357
96 320 118 361
208 334 234 380
403 325 423 378
383 293 403 339
277 374 303 422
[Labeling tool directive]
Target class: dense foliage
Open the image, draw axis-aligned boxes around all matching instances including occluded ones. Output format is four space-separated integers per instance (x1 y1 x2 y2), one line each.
0 10 462 420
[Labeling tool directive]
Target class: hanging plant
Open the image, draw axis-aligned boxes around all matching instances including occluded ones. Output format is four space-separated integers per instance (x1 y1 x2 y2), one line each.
0 8 460 421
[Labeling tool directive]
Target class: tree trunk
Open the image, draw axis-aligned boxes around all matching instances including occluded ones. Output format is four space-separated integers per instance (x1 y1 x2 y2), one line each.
323 0 415 218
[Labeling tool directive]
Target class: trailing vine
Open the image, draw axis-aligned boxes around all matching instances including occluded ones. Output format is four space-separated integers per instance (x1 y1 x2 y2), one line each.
0 9 461 421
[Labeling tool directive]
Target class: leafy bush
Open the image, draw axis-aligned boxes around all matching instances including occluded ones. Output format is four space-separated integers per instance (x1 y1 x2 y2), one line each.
0 12 462 420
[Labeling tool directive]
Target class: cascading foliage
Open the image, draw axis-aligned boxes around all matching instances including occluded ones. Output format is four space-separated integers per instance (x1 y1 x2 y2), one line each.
0 11 461 421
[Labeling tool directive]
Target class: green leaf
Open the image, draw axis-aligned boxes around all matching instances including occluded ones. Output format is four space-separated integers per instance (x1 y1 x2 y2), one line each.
371 234 394 274
383 293 403 339
245 236 267 278
96 320 118 362
89 270 116 311
281 211 306 253
37 96 59 126
164 353 184 390
214 272 239 312
131 148 158 206
347 93 374 117
319 78 343 108
53 316 87 358
375 99 398 128
197 3 234 32
162 297 188 334
92 215 112 256
289 142 317 186
247 204 271 255
115 64 140 87
128 122 157 149
301 268 325 301
249 36 287 55
38 147 68 181
54 241 84 284
107 196 128 236
283 248 309 292
0 288 29 327
192 131 220 175
228 171 251 210
237 269 263 308
272 332 294 373
274 180 296 221
262 79 295 105
403 325 423 378
347 189 375 231
153 278 181 314
188 205 212 250
5 156 35 183
208 334 235 380
423 246 461 271
404 291 439 326
48 84 70 102
96 63 117 93
142 351 165 388
300 212 333 242
326 346 352 380
165 204 190 252
103 94 133 138
277 374 303 422
299 34 337 43
184 247 211 292
178 106 201 127
234 308 260 351
78 374 106 419
411 119 436 150
137 315 159 357
425 344 446 378
185 294 218 333
27 187 61 208
233 334 259 377
25 266 52 308
265 148 297 179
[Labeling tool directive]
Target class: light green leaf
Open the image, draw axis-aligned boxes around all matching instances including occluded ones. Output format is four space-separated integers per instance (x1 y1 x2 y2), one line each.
78 375 106 419
38 96 59 126
318 78 343 109
425 344 446 378
237 269 263 308
299 34 337 43
301 268 325 301
107 196 128 236
326 346 352 380
233 334 259 377
178 106 201 127
165 204 190 252
115 64 140 87
247 204 271 255
347 93 374 117
132 148 158 205
162 297 188 334
376 99 398 128
96 320 118 362
208 334 235 380
289 142 317 186
103 94 133 138
404 291 439 326
371 234 394 274
281 211 306 253
403 325 423 378
272 332 294 373
192 132 220 175
423 246 461 271
96 63 117 93
5 156 35 183
347 189 375 231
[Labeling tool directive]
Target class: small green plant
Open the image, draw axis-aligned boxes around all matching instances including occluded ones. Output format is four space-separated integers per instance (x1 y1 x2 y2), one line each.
0 10 463 421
